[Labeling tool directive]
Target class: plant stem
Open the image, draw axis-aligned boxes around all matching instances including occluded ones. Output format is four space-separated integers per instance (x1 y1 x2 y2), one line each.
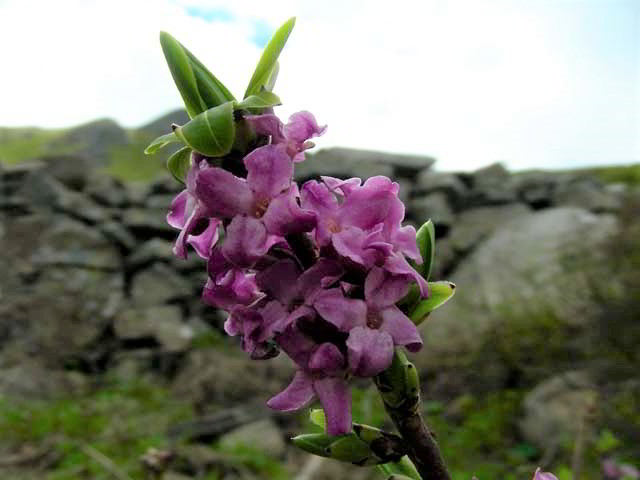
380 400 451 480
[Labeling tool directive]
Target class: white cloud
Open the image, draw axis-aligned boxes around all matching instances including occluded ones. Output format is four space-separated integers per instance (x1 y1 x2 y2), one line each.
0 0 637 170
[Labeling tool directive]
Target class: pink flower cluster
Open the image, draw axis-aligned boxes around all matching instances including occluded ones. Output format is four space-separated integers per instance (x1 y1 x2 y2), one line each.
167 111 428 435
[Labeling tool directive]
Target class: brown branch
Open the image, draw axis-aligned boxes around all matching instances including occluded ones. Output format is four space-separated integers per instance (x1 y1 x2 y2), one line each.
382 403 451 480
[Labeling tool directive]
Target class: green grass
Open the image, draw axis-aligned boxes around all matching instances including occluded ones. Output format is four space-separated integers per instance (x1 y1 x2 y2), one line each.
0 127 68 164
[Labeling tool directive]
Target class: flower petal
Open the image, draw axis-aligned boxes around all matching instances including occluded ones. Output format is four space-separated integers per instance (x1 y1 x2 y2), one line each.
245 113 285 143
309 343 345 374
244 144 293 201
275 324 317 368
262 185 317 236
297 258 344 303
187 218 220 259
300 180 340 246
313 377 351 436
364 267 411 310
256 258 301 305
284 111 327 145
380 306 423 352
313 288 367 332
332 226 380 268
393 224 422 262
383 253 430 298
267 370 315 411
533 468 559 480
346 326 394 377
339 176 404 233
321 176 361 196
167 190 190 229
195 167 253 218
221 216 279 268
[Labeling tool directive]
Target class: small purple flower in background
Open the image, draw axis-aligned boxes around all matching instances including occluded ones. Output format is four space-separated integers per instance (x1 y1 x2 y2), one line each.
603 459 640 479
532 468 559 480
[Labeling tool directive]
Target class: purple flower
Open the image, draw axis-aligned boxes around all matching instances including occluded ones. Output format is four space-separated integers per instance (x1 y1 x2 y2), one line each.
533 468 559 480
202 249 259 311
301 176 428 296
267 325 351 435
255 257 344 327
246 111 327 162
314 267 423 377
194 144 316 249
167 155 221 259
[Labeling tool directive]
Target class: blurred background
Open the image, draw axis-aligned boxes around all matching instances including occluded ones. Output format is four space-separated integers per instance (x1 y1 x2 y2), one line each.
0 0 638 479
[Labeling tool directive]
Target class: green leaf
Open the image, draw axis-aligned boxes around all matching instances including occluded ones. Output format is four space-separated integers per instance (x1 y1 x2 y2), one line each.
144 132 181 155
291 433 338 457
159 32 206 118
409 281 456 325
235 90 282 111
325 435 372 464
167 146 192 184
244 17 296 98
374 350 415 409
415 219 435 280
173 102 235 157
309 409 326 430
265 61 280 91
183 44 236 107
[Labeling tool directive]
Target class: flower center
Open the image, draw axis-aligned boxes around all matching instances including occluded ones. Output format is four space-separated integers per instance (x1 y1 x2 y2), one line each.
327 219 341 233
366 310 382 329
253 198 270 218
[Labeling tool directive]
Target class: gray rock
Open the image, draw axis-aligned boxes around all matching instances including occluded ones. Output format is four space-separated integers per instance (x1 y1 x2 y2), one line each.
219 419 286 457
172 349 292 406
127 238 176 268
32 217 121 270
415 170 468 203
469 162 517 205
0 362 88 399
448 203 531 253
511 171 563 208
519 371 597 451
37 154 91 190
122 207 176 238
301 147 434 179
114 305 192 351
1 265 123 361
408 192 455 228
146 193 179 210
84 173 130 207
422 208 617 360
99 221 138 251
10 170 110 223
554 179 622 213
295 148 394 181
130 263 193 306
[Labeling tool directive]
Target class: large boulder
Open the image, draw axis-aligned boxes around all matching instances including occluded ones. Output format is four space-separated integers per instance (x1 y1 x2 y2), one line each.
519 371 597 452
448 203 531 253
114 305 192 352
421 207 617 361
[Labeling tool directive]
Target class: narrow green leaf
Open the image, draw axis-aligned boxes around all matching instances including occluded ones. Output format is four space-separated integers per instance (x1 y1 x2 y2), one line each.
309 409 326 430
265 61 280 91
174 101 235 157
159 32 206 118
167 146 192 184
244 17 296 98
183 45 236 106
144 132 181 155
235 90 282 110
416 219 435 280
409 281 456 325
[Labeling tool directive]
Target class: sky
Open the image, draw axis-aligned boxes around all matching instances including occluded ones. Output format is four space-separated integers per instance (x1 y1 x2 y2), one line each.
0 0 638 171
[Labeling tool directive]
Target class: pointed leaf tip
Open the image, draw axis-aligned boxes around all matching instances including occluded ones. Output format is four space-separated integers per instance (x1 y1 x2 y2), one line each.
244 17 296 98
